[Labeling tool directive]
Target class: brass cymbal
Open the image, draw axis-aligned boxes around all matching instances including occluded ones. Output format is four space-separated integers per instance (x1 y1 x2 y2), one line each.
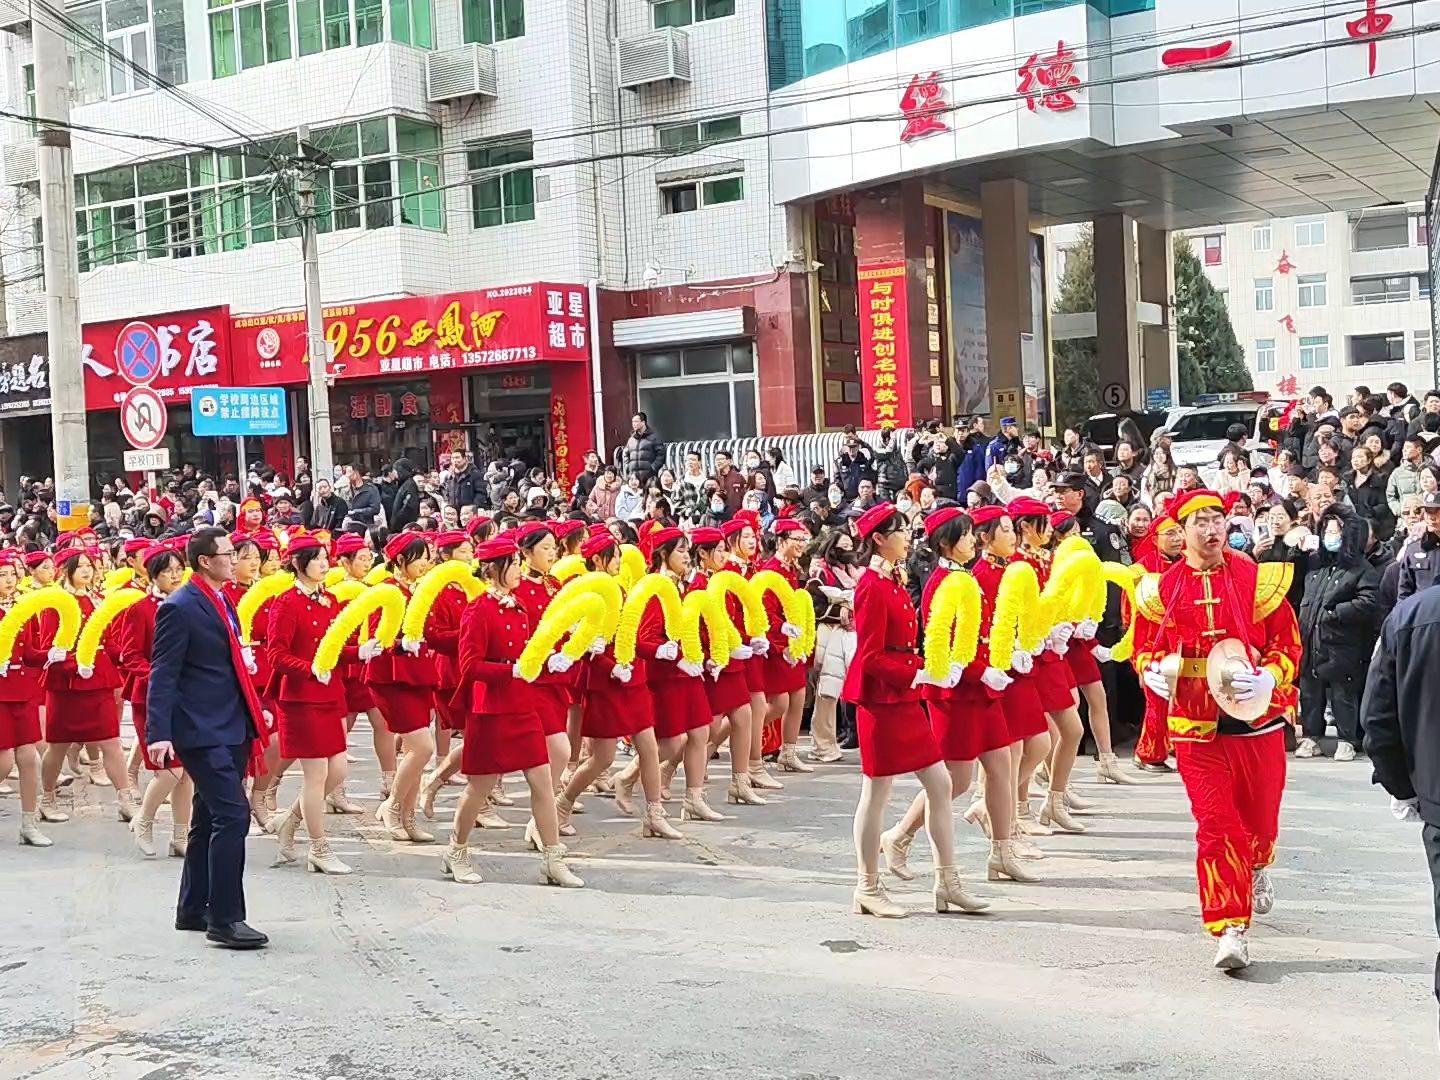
1206 637 1271 724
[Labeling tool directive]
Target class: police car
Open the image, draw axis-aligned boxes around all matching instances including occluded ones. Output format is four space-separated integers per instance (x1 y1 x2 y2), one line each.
1160 392 1279 476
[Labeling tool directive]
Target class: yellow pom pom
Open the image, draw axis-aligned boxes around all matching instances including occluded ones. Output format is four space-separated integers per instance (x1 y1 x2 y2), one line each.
750 570 815 660
323 566 346 588
102 567 133 593
1103 562 1141 662
76 589 146 668
552 554 587 582
236 572 294 645
401 561 483 642
0 586 81 663
613 573 683 666
313 583 407 675
618 545 646 591
922 573 983 680
706 570 766 639
330 580 366 605
552 573 624 655
364 564 392 585
681 588 736 667
991 561 1042 663
518 590 609 681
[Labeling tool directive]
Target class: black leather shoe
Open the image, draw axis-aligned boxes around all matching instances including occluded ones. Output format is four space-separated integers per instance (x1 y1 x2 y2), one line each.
1133 758 1174 774
205 921 269 949
175 912 207 932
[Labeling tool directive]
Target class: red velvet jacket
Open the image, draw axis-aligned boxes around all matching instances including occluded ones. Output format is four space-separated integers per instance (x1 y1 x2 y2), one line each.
0 600 45 703
426 583 468 691
921 561 1000 703
458 590 536 715
364 581 438 688
265 585 350 706
757 556 801 657
39 593 122 692
118 592 162 705
839 564 921 707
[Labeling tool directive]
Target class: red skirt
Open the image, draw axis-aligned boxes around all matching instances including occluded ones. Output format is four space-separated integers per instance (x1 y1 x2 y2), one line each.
532 684 571 738
582 683 652 738
1066 641 1103 686
129 700 168 770
0 698 40 750
345 678 375 712
462 709 546 776
1001 676 1050 741
1033 655 1078 712
928 692 1012 761
762 652 808 696
277 700 347 759
705 667 750 716
743 656 766 695
45 688 120 744
433 688 467 731
369 682 433 736
857 701 941 777
651 678 713 739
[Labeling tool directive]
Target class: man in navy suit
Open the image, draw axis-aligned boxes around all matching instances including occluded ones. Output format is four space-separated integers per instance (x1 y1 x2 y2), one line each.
145 526 268 950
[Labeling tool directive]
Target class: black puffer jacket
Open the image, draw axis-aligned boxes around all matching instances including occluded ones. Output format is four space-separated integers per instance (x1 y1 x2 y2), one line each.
1298 507 1380 683
872 437 908 500
621 426 665 483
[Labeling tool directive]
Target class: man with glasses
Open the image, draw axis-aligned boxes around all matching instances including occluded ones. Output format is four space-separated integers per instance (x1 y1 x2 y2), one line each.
144 527 270 950
1128 489 1302 971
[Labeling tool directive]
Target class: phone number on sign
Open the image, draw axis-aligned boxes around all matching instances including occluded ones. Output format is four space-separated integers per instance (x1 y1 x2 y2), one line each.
462 346 538 365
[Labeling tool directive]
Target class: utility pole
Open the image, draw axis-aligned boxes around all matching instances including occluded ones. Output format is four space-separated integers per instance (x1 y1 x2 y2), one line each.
33 4 89 529
294 124 334 484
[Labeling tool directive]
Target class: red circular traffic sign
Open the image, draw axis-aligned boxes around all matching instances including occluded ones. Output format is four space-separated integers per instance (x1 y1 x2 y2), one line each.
116 320 162 387
120 385 167 450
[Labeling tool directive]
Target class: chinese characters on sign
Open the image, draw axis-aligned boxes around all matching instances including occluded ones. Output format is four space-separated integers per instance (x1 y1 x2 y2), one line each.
1159 40 1234 67
899 72 949 143
1345 0 1393 77
1277 375 1299 396
1275 251 1296 275
1279 315 1297 334
551 393 572 487
1018 41 1082 113
857 262 913 429
543 288 589 354
81 308 231 410
190 387 288 437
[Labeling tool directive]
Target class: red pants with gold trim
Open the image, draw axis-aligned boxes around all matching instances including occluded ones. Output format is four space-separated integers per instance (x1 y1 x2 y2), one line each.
1174 727 1286 935
1134 687 1171 765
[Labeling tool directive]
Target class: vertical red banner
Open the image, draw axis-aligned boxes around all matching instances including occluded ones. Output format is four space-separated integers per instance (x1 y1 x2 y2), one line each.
857 262 912 428
549 363 595 489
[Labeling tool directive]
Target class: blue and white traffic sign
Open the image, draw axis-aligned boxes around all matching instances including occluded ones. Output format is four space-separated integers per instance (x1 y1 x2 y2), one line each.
191 387 289 437
116 321 162 387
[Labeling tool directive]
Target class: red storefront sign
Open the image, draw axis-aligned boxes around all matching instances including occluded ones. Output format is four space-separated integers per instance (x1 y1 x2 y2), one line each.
81 306 231 410
857 262 912 428
230 283 590 385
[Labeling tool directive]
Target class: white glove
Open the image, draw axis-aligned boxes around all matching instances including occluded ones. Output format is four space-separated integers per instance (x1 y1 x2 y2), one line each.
46 647 67 665
241 645 257 674
311 665 332 685
912 668 942 688
1091 644 1112 663
1051 622 1076 647
0 661 9 678
1030 640 1047 657
76 663 94 680
1229 666 1275 703
357 638 382 662
1046 632 1070 658
704 660 720 680
749 636 770 657
655 640 680 661
511 660 526 680
1142 661 1170 700
610 663 633 684
784 652 801 667
400 637 422 655
981 666 1013 692
587 636 607 656
1391 796 1422 823
729 643 753 661
546 652 574 674
1075 617 1099 641
1010 649 1034 675
780 621 802 639
677 658 704 678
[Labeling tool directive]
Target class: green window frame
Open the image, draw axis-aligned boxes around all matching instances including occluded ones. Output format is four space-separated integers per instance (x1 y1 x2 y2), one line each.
657 114 741 151
462 0 523 44
467 134 535 229
654 0 732 28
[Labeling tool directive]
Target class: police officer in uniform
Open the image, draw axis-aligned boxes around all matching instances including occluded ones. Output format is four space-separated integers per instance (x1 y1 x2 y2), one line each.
1397 490 1440 603
1053 472 1125 563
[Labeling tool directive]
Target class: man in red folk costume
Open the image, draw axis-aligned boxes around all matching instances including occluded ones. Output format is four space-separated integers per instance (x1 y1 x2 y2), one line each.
1132 514 1184 773
1129 489 1300 971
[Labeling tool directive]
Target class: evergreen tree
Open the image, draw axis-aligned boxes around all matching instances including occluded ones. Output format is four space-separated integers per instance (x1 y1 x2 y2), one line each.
1051 226 1101 432
1173 235 1252 398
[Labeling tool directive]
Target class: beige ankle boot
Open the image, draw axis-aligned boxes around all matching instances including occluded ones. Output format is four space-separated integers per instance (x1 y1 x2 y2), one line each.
133 816 157 857
1064 787 1094 811
475 798 512 829
1009 822 1044 860
658 759 677 802
307 836 353 875
419 774 443 820
851 872 906 918
378 770 395 800
1039 792 1086 833
168 834 187 858
116 788 137 824
641 800 683 839
681 788 726 822
962 798 992 838
264 785 278 813
401 809 434 843
378 800 408 841
778 745 814 773
1095 751 1136 785
441 842 482 884
274 810 301 863
523 816 545 852
748 764 784 791
19 812 52 847
541 844 585 888
326 784 364 814
726 774 767 805
613 766 639 816
490 778 515 806
987 839 1039 882
38 791 69 823
934 865 989 913
556 793 578 836
1016 800 1051 835
880 826 917 881
249 792 272 832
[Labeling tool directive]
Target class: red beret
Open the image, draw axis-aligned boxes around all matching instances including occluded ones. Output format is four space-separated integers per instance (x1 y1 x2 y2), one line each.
719 517 752 539
734 509 761 531
465 514 493 538
1006 496 1051 518
646 526 684 552
586 522 612 539
551 519 585 539
53 531 76 549
384 531 423 561
142 542 173 564
1049 511 1074 530
581 533 617 560
515 521 553 543
473 537 518 561
287 534 324 555
970 505 1008 527
921 506 966 536
122 538 151 555
334 532 367 557
1172 489 1224 522
689 527 723 546
252 531 278 552
434 529 469 549
772 518 808 537
854 502 898 539
23 549 52 568
53 546 86 566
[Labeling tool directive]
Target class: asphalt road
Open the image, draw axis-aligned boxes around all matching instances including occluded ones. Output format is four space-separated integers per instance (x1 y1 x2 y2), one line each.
1 727 1435 1080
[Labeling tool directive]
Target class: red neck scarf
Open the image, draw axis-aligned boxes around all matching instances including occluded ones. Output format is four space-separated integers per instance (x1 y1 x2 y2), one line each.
190 574 269 769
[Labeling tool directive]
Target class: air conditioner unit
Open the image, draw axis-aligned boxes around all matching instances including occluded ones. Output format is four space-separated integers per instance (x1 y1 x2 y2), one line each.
0 0 28 30
617 27 691 89
2 140 38 187
426 43 498 103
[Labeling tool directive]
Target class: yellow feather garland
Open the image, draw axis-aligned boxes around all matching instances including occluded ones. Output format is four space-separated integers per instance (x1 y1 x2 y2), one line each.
517 590 609 681
750 569 816 659
313 583 407 675
76 589 146 668
552 573 624 652
552 554 587 582
990 561 1042 664
0 586 81 663
684 587 738 667
329 579 366 604
102 567 134 593
922 572 983 680
401 561 484 642
706 570 766 639
323 566 346 587
364 565 393 585
1103 562 1141 662
618 544 646 590
236 572 295 645
613 573 684 666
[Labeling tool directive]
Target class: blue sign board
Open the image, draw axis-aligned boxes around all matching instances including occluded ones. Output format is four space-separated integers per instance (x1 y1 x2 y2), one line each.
1145 387 1173 412
191 387 288 437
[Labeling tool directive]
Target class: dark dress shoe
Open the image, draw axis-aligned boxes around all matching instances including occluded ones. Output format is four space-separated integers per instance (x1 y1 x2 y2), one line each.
205 921 269 949
175 913 208 932
1133 758 1174 774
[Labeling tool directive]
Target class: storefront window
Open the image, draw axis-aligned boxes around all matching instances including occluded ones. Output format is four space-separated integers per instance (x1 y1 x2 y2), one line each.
330 379 433 475
636 342 756 442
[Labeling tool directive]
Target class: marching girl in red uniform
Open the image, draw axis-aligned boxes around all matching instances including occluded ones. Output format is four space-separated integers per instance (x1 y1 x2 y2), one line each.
558 531 679 839
331 531 382 809
25 549 56 588
445 535 583 888
226 533 286 828
878 507 1033 884
368 531 439 843
267 535 380 875
119 536 153 797
0 550 51 845
37 547 133 823
758 519 814 776
120 542 193 858
511 522 579 799
720 515 781 793
690 527 764 807
840 503 985 918
969 507 1050 863
418 530 480 819
545 518 590 792
1008 497 1086 835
